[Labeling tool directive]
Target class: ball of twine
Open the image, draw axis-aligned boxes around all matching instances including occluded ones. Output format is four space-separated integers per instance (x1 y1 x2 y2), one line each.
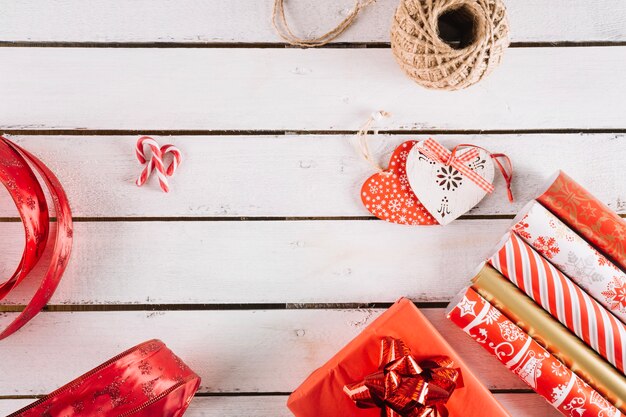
391 0 510 90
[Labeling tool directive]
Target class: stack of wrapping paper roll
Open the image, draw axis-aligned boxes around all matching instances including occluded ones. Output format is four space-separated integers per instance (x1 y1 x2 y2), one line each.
448 171 626 417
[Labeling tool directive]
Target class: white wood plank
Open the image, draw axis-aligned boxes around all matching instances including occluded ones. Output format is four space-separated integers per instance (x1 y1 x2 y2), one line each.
1 134 624 218
0 0 624 43
0 309 526 394
0 394 561 417
2 48 626 131
1 220 510 305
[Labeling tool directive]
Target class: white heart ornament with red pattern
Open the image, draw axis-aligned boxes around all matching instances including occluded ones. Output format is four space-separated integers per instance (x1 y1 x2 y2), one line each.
405 140 494 225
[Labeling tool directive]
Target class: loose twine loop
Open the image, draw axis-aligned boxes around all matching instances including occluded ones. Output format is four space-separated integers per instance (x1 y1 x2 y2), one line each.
272 0 376 47
354 110 392 174
391 0 510 90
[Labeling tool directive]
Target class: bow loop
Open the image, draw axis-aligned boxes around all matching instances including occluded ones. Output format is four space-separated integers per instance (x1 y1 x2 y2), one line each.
344 337 462 417
417 139 514 202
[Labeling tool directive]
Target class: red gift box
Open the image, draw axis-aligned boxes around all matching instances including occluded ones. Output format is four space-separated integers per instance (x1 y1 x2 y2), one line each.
287 298 510 417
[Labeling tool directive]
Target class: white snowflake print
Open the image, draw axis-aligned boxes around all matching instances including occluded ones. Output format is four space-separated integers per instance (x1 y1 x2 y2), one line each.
388 200 401 212
565 251 604 285
360 140 436 226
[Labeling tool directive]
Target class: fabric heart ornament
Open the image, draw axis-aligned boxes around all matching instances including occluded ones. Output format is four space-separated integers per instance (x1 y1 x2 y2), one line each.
361 141 437 225
405 138 512 225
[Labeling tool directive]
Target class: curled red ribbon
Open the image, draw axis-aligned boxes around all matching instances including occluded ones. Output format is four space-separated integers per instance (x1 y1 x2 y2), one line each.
8 339 201 417
0 136 73 340
343 337 462 417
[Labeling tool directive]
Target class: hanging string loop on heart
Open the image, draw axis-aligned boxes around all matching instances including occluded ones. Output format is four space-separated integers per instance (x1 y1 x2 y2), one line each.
353 110 393 175
135 136 182 193
419 139 514 202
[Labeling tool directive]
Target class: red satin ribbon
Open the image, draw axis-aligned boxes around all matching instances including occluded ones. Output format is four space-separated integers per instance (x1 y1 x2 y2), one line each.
0 136 73 340
343 337 462 417
9 339 201 417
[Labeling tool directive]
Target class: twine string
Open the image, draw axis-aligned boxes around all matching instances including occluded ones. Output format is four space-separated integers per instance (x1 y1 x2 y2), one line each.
272 0 376 47
354 110 391 173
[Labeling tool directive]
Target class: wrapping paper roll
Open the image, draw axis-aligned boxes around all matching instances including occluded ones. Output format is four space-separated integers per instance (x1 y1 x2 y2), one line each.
513 201 626 323
471 263 626 412
447 287 622 417
489 232 626 373
537 171 626 271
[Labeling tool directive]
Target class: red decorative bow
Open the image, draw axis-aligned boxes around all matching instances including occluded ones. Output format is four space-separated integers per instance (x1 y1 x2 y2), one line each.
344 337 462 417
418 138 514 202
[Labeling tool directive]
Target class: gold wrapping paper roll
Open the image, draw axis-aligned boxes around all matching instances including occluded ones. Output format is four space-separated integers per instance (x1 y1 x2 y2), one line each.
472 263 626 413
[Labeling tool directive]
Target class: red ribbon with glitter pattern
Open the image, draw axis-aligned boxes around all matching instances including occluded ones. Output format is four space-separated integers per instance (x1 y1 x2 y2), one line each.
0 136 73 340
9 339 201 417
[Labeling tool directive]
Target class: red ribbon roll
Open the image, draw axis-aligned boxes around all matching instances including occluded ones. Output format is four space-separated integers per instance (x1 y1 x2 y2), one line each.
343 337 462 417
0 136 73 340
8 339 201 417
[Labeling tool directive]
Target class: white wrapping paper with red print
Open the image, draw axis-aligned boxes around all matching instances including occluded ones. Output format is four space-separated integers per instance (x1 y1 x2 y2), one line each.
448 288 622 417
513 201 626 323
489 232 626 373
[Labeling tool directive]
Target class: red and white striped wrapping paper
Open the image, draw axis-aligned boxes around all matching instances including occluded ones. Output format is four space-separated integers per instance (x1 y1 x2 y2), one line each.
448 287 621 417
513 201 626 323
489 232 626 373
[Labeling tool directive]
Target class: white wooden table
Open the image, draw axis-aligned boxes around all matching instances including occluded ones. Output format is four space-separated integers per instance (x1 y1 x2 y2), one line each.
1 1 625 416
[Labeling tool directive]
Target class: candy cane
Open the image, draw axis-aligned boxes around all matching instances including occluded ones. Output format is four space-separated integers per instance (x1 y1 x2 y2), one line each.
135 136 182 193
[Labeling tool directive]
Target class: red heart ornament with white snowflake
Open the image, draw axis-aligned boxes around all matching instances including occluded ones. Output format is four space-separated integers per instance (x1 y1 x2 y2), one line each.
361 141 437 225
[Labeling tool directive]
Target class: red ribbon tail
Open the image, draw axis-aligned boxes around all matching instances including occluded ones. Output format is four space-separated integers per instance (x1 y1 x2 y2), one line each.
490 153 514 203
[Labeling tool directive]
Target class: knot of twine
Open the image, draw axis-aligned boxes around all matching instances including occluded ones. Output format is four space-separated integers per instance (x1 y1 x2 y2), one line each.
135 136 182 193
272 0 376 47
391 0 510 90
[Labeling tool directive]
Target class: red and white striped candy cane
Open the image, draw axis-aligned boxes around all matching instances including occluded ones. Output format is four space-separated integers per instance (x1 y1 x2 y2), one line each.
160 144 182 176
135 136 182 193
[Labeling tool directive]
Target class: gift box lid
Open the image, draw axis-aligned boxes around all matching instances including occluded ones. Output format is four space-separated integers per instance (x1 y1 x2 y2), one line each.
287 298 511 417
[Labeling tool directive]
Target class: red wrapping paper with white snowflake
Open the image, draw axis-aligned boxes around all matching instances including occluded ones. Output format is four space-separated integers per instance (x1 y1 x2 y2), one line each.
448 288 622 417
360 138 513 226
512 201 626 323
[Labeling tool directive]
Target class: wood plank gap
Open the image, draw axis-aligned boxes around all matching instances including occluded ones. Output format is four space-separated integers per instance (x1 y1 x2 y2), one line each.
0 390 535 401
0 215 525 223
2 41 626 48
5 129 626 136
0 214 623 222
0 302 451 312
